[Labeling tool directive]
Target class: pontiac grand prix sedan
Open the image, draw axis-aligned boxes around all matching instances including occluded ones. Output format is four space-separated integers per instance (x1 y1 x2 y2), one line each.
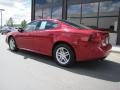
6 19 112 67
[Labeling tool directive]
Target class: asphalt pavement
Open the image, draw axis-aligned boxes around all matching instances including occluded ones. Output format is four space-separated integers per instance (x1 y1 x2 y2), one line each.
0 35 120 90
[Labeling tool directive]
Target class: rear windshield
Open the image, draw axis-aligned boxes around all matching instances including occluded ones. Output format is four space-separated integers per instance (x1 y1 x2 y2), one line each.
59 19 92 29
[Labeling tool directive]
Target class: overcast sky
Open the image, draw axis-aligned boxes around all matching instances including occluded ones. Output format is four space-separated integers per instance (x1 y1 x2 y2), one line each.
0 0 31 25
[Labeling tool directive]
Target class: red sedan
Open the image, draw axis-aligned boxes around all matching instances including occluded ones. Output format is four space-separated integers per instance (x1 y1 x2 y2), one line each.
6 19 112 67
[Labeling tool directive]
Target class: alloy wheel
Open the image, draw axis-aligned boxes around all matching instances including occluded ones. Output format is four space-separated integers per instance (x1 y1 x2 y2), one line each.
56 47 70 65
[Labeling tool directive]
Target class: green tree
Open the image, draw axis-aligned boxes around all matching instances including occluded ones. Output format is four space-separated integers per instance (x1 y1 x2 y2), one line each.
6 17 14 27
20 20 27 29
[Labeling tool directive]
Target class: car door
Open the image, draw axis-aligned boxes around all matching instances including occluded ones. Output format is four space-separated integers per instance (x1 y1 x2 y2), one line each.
33 20 59 55
15 21 39 50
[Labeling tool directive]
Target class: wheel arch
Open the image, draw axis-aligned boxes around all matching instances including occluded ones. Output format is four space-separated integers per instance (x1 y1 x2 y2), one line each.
52 41 76 59
8 35 14 43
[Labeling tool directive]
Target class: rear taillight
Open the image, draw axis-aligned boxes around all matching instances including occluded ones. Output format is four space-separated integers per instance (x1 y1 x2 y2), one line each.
89 33 101 42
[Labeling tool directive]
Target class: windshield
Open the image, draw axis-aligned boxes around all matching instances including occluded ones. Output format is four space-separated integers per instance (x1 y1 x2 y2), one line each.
59 19 92 30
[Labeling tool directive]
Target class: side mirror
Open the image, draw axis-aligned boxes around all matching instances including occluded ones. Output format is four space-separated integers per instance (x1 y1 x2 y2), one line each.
18 28 24 32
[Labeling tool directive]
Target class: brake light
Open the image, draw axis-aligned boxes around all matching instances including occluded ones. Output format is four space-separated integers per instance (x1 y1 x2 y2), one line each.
89 33 101 42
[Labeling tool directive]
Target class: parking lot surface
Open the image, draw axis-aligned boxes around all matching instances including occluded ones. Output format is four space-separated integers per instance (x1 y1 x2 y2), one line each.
0 35 120 90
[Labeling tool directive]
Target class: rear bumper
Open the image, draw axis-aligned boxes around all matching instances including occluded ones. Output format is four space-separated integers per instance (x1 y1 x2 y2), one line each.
74 43 112 61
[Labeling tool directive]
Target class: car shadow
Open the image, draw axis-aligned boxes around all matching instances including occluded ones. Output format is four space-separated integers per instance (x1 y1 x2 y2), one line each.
9 49 120 82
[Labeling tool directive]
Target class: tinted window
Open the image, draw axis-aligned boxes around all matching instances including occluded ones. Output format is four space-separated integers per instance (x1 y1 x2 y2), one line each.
52 0 63 19
59 20 92 29
35 0 52 19
35 0 63 19
25 21 39 31
82 2 98 17
100 0 120 16
67 0 81 24
38 21 58 30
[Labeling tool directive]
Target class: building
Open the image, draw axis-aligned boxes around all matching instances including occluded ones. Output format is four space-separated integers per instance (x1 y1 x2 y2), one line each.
31 0 120 45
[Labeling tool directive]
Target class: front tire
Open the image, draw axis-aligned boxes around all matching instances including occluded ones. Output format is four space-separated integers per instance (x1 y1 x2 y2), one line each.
53 44 76 67
8 37 18 51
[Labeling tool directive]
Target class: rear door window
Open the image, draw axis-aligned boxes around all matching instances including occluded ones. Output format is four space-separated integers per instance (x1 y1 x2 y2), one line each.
38 20 58 30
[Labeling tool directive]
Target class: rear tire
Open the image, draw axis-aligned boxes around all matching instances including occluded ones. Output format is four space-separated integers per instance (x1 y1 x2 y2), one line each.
53 44 76 67
8 37 18 51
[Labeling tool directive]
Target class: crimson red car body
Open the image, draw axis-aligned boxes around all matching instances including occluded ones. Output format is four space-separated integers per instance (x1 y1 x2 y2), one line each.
6 19 112 62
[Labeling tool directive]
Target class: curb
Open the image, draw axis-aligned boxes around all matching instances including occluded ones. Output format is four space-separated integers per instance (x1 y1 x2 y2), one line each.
111 50 120 53
111 47 120 53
